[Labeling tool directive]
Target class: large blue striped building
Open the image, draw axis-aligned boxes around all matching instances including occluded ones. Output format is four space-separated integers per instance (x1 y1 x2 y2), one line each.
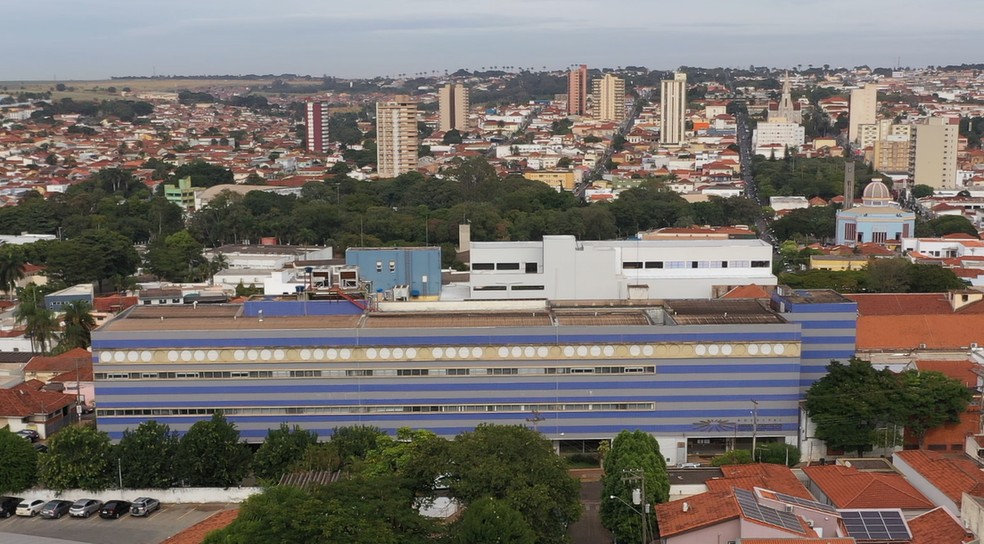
91 292 856 464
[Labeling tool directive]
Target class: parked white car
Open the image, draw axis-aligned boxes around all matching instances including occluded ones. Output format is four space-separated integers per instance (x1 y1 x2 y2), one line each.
16 499 46 517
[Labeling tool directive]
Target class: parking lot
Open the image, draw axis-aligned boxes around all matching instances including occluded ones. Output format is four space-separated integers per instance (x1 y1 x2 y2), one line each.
0 503 234 544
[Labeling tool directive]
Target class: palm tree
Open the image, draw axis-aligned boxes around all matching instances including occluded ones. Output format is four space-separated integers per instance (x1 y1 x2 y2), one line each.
59 300 96 352
0 248 26 300
14 298 56 354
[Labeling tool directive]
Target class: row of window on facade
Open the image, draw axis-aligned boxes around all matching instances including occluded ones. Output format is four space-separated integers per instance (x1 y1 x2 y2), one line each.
97 402 657 417
622 260 770 270
94 365 657 381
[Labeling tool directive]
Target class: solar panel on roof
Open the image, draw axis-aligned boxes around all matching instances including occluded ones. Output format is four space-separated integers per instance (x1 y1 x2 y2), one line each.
840 510 910 541
772 491 838 514
734 489 805 533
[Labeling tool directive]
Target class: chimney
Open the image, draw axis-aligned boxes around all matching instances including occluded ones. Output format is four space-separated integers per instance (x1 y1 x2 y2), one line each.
843 161 855 209
682 502 690 512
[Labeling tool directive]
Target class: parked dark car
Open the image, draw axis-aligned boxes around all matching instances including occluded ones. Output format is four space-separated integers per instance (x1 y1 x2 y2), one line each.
130 497 160 517
98 500 131 519
15 430 39 442
0 496 23 518
40 500 73 519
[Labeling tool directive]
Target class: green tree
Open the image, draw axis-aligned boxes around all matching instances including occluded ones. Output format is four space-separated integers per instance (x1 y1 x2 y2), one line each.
57 299 96 352
0 246 26 300
601 430 670 544
330 425 386 468
204 476 435 544
116 420 180 488
145 230 206 282
710 449 754 466
924 215 979 238
899 370 973 446
0 428 38 493
911 184 934 199
442 129 463 145
446 496 536 544
14 297 57 354
173 159 234 187
805 359 904 456
39 425 114 491
252 424 319 483
450 424 580 544
865 258 912 293
361 427 451 495
175 413 252 487
756 443 801 466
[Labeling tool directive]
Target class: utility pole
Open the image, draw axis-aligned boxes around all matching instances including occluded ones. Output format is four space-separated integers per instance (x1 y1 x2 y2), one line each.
622 468 648 544
751 399 759 461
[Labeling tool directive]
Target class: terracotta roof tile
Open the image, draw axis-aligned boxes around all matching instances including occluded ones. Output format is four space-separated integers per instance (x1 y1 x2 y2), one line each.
712 464 814 499
894 450 984 506
907 506 975 544
159 508 239 544
23 348 92 373
0 385 76 417
654 490 740 537
802 464 933 509
721 284 771 299
914 360 978 388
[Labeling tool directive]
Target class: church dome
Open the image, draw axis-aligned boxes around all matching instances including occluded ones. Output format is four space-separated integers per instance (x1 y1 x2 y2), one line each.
862 181 891 205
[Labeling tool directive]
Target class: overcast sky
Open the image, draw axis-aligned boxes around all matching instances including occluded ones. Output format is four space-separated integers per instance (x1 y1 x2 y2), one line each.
2 0 980 80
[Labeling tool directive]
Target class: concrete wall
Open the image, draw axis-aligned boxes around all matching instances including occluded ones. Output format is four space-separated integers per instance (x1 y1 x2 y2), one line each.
36 487 263 504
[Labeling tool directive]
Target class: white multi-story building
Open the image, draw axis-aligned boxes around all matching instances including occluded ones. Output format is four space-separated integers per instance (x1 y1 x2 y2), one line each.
849 84 878 144
660 72 687 145
752 122 805 156
913 117 959 189
468 235 775 300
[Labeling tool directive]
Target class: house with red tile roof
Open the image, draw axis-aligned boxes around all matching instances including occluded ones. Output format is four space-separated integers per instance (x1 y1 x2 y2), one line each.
846 291 984 351
707 464 814 499
893 450 984 516
803 464 934 515
906 506 975 544
656 487 821 543
0 380 77 438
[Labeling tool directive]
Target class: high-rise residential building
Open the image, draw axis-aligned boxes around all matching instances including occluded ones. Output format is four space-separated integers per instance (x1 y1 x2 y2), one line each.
912 117 959 189
769 72 802 124
305 101 330 153
590 73 626 122
848 84 878 144
873 135 912 174
376 96 418 178
567 64 588 116
660 72 687 145
438 83 470 133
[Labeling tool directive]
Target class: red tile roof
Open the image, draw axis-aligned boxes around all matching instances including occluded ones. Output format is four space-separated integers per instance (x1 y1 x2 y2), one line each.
655 490 739 537
739 540 855 544
712 464 814 499
159 508 240 544
802 464 933 509
0 384 76 417
721 284 771 300
914 360 978 388
23 348 92 374
894 450 984 506
907 506 975 544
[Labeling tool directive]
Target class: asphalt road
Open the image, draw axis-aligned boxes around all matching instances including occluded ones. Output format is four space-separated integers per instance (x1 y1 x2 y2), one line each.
570 478 614 544
0 503 232 544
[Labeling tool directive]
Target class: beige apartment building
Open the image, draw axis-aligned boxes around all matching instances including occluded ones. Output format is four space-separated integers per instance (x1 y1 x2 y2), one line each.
438 83 469 133
913 117 959 189
873 135 912 174
568 64 588 116
660 72 687 145
591 73 626 122
848 84 878 144
376 96 418 178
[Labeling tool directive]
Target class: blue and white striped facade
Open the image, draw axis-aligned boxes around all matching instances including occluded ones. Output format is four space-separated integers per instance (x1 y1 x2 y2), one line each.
91 297 857 464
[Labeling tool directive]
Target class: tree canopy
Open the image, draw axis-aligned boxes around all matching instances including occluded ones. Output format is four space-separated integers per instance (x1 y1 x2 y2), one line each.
116 420 180 488
806 359 972 455
175 413 252 487
39 425 114 491
600 430 669 543
0 428 38 493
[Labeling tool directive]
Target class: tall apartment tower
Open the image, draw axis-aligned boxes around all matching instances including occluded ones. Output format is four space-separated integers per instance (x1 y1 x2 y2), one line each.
848 84 878 144
567 64 588 116
912 117 959 189
660 72 687 145
438 83 470 133
375 96 418 178
305 101 330 153
591 73 626 122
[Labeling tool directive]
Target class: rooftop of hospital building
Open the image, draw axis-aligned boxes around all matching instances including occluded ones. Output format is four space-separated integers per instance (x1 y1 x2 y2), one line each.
96 298 791 333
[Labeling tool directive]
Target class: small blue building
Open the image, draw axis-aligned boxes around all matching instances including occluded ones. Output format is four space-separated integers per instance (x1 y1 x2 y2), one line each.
835 181 915 246
43 283 94 311
345 247 442 299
